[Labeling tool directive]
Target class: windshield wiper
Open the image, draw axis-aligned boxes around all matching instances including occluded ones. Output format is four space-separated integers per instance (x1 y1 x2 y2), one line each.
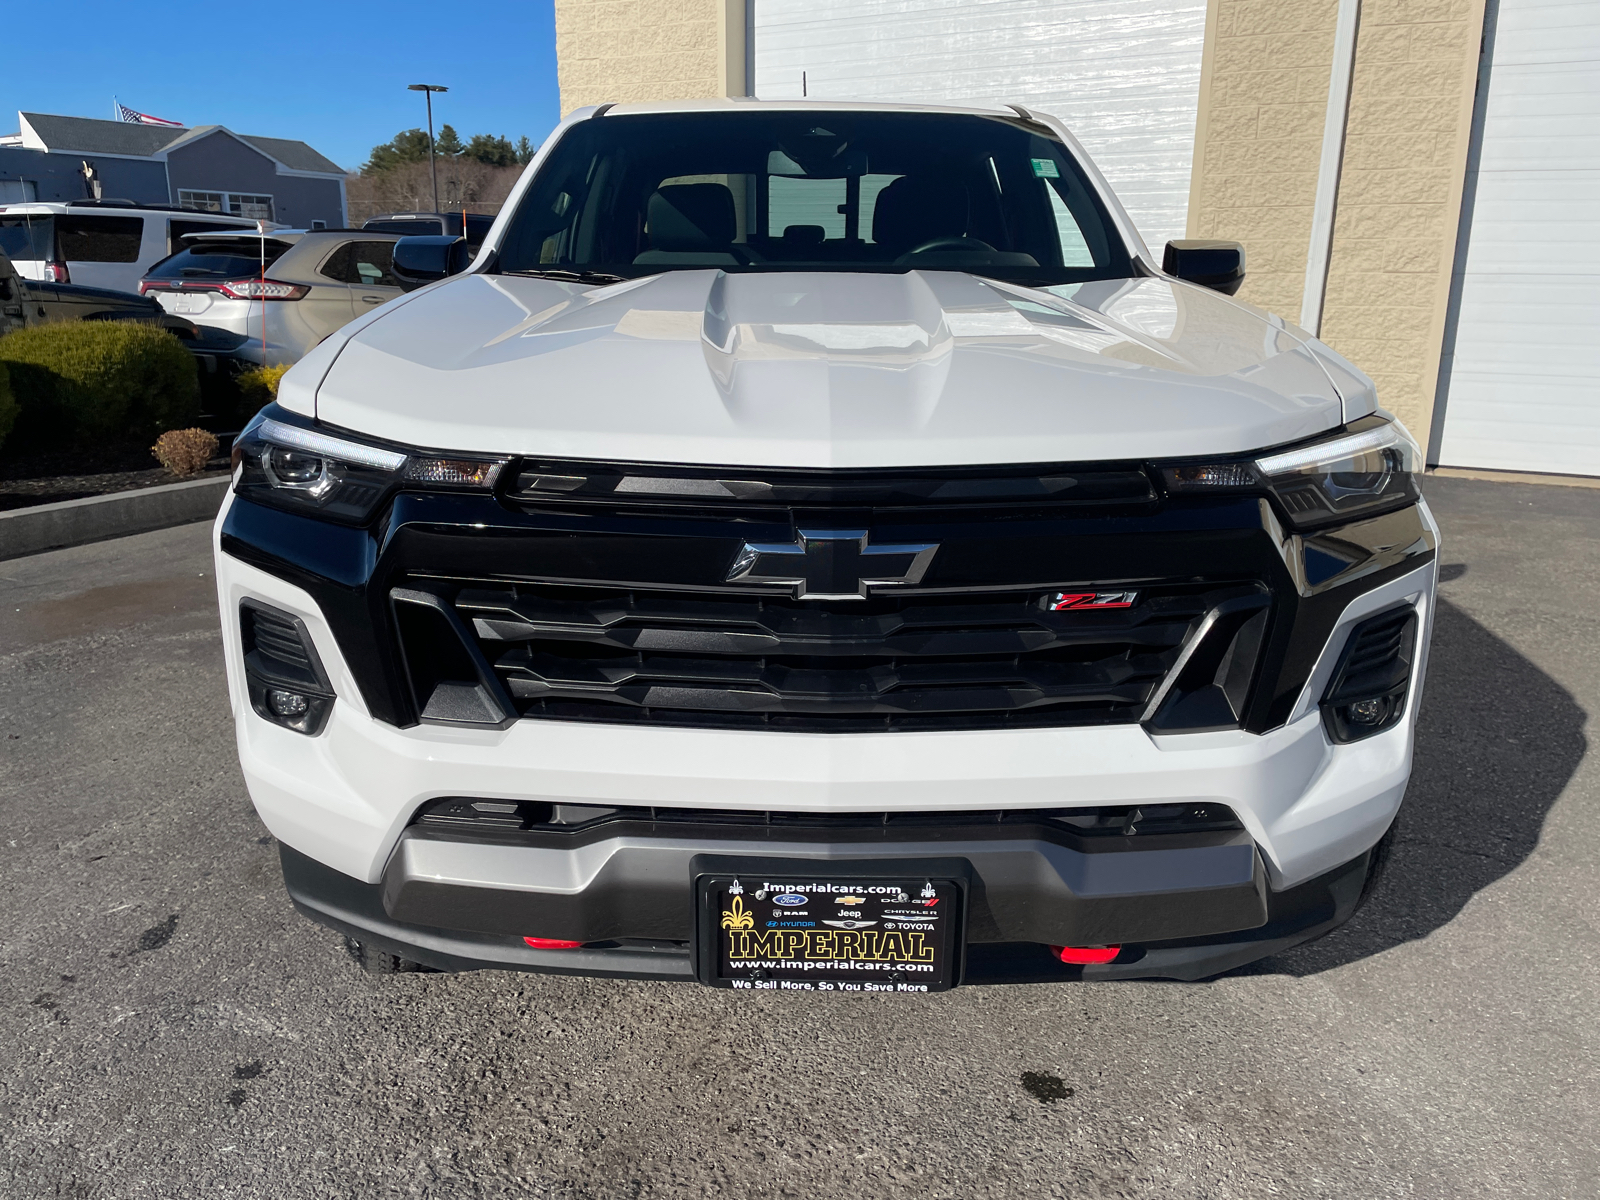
502 268 628 285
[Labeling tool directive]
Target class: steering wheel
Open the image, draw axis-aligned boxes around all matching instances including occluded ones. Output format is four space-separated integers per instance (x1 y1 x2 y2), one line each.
903 235 997 255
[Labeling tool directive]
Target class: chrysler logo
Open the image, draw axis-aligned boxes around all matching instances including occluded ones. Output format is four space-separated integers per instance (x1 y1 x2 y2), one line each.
727 529 939 600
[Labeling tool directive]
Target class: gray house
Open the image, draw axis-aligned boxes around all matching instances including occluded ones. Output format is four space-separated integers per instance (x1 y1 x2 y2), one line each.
0 112 347 228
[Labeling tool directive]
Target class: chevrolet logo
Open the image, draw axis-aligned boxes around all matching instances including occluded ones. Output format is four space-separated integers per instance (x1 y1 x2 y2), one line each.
727 529 939 600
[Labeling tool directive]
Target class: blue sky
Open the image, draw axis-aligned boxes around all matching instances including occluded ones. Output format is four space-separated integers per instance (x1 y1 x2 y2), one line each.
1 0 560 173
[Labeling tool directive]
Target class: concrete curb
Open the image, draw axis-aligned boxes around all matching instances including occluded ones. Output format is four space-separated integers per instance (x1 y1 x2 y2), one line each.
0 475 229 561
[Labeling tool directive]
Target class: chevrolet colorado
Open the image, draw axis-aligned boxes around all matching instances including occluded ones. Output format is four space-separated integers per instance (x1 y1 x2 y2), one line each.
215 100 1434 989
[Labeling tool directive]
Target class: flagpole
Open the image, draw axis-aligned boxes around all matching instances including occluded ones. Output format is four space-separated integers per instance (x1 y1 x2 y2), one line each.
259 219 267 366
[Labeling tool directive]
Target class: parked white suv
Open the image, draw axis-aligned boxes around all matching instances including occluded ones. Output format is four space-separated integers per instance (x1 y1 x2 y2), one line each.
0 200 256 294
215 101 1436 989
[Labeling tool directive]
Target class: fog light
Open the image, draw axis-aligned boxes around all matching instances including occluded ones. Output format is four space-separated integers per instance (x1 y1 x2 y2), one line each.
267 689 310 718
1348 697 1386 725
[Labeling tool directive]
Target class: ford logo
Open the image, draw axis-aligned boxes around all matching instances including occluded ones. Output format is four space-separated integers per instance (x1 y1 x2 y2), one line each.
774 893 807 906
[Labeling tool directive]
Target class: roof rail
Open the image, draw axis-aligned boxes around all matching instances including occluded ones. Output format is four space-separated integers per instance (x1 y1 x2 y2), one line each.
65 199 254 216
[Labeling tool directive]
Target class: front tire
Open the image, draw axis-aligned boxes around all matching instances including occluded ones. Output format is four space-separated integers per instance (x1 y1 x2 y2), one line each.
344 935 420 974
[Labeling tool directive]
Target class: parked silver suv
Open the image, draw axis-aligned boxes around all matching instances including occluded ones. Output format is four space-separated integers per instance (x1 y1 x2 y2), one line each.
140 230 407 367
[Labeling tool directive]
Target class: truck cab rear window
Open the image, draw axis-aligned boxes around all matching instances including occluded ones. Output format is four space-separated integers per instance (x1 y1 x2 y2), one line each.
57 215 144 263
364 219 443 237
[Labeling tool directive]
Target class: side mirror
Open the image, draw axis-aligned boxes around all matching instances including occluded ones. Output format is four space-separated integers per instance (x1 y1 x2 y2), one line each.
1163 240 1245 295
392 236 471 291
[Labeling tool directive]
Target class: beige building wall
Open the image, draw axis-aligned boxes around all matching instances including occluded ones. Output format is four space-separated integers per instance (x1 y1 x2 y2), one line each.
1319 0 1486 440
1187 0 1342 320
555 0 747 115
1191 0 1487 442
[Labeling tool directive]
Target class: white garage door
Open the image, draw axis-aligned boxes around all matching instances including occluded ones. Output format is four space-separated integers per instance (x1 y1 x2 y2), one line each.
752 0 1207 257
1437 0 1600 475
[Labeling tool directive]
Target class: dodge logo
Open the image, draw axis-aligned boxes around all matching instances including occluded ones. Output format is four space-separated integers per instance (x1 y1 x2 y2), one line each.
727 529 939 600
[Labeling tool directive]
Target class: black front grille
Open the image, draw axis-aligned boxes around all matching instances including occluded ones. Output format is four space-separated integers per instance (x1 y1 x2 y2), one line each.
396 580 1262 732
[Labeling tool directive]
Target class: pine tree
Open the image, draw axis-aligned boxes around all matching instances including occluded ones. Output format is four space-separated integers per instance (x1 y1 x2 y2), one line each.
464 134 516 167
434 124 464 157
515 136 535 166
363 129 432 174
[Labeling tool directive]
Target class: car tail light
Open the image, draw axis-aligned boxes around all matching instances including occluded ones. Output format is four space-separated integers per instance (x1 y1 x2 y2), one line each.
43 260 69 283
1052 945 1120 965
523 937 584 950
218 279 308 301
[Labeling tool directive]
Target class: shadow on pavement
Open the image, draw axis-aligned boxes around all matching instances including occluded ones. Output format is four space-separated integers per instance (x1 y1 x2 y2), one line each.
1252 591 1586 976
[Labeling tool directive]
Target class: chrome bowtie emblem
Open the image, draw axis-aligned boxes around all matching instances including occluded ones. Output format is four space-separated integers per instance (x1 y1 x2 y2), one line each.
727 529 939 600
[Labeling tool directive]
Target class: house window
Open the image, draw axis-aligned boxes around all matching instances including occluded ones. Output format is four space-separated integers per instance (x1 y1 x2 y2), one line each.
178 190 226 213
228 194 275 221
0 179 38 203
178 190 275 221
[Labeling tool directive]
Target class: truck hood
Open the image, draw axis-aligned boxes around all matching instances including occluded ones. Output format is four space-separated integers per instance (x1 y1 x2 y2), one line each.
308 269 1359 468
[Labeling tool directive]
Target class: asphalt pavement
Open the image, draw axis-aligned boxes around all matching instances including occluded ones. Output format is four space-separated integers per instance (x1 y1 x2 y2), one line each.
2 475 1598 1199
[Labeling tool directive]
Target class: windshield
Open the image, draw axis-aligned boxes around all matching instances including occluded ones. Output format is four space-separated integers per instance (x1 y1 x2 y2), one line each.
493 111 1133 285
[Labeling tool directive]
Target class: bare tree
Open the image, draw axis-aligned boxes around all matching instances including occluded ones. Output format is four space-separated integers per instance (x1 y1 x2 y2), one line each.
345 160 524 224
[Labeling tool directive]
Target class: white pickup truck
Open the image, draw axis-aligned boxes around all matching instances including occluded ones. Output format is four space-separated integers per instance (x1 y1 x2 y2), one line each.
214 100 1435 990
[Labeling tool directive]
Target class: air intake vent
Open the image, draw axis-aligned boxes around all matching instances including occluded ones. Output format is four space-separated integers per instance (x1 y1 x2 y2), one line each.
1320 605 1418 743
241 602 323 690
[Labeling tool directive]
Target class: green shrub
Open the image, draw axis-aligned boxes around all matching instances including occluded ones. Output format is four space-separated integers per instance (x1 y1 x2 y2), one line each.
0 321 201 449
237 363 290 414
0 361 16 452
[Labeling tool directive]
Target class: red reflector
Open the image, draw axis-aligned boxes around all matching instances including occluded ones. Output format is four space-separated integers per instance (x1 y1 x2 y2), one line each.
1053 945 1120 965
523 937 584 950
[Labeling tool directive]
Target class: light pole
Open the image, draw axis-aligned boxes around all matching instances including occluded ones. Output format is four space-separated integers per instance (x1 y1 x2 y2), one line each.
407 83 448 213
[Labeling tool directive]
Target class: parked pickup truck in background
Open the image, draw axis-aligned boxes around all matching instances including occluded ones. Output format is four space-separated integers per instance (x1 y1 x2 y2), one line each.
0 245 200 340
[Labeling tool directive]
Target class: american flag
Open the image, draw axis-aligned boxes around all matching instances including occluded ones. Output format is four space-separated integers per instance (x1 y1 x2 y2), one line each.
114 99 183 128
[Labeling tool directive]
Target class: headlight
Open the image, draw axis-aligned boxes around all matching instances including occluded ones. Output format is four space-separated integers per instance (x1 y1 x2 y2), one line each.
232 406 506 523
1162 418 1420 531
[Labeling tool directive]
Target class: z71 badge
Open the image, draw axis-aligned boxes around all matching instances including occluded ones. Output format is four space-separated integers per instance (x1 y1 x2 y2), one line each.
1045 590 1137 611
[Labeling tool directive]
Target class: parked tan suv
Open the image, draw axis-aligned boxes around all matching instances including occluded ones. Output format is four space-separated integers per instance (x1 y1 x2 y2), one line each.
139 230 407 367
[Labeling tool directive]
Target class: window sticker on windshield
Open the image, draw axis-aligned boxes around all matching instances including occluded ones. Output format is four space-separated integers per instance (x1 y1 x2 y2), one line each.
1031 158 1061 179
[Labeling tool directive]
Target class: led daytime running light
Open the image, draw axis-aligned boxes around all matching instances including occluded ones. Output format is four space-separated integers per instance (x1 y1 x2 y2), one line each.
1255 425 1402 477
258 418 407 472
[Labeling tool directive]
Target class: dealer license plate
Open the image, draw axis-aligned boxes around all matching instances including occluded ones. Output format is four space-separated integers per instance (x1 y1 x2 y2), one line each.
697 874 960 993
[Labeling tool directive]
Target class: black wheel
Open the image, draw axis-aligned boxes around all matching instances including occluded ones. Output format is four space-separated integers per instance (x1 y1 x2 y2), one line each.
1356 813 1401 913
343 935 419 974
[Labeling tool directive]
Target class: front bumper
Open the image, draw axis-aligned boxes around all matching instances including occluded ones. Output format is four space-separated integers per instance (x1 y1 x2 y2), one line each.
281 836 1378 983
214 481 1437 980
